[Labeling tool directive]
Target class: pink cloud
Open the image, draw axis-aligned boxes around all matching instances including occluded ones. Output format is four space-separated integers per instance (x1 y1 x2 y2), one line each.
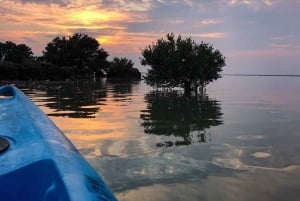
192 33 226 39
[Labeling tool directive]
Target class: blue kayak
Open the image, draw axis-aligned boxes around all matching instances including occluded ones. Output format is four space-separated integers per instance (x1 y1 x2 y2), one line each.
0 85 117 201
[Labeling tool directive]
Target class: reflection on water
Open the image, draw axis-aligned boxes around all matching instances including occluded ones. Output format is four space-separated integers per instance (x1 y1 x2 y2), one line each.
18 81 105 118
5 76 300 201
141 91 223 146
17 79 140 118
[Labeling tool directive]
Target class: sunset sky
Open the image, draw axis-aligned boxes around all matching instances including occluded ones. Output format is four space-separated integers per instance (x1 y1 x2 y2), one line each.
1 0 300 74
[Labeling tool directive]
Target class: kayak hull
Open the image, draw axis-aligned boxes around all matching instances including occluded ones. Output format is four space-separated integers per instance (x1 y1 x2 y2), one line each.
0 85 117 201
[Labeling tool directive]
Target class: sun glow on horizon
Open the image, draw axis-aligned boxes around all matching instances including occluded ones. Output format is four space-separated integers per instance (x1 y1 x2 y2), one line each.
68 9 128 25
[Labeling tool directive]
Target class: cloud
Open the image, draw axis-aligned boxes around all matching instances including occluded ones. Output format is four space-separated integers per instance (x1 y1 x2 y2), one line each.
198 19 222 25
100 0 153 12
269 34 300 51
1 0 300 74
15 0 69 6
98 31 165 54
227 0 281 9
193 33 226 39
0 0 135 54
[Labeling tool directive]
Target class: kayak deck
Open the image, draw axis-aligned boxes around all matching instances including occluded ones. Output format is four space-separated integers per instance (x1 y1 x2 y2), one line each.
0 85 117 201
0 159 69 200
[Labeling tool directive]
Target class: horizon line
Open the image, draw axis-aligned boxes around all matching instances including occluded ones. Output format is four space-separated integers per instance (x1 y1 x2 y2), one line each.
222 74 300 77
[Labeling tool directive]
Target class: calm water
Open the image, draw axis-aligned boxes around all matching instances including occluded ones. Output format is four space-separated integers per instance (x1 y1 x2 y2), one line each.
12 76 300 200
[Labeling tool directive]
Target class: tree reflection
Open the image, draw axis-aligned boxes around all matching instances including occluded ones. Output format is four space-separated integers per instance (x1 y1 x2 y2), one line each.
107 79 141 101
16 80 107 118
44 81 107 118
140 91 223 147
15 79 140 118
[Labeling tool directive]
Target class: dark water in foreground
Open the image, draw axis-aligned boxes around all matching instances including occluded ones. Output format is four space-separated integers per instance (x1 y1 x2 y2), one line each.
11 76 300 200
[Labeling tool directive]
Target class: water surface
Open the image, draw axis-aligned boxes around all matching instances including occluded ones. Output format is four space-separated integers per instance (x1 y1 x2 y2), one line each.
12 76 300 200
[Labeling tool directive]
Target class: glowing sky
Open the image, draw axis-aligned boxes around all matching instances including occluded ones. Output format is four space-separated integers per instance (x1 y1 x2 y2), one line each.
1 0 300 74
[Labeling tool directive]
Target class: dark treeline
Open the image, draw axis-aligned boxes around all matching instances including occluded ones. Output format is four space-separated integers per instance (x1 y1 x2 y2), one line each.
0 33 141 81
0 61 74 80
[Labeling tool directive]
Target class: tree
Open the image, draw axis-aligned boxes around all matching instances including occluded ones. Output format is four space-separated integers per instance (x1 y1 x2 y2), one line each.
107 57 141 79
141 33 226 94
0 41 33 63
43 33 109 75
14 44 34 63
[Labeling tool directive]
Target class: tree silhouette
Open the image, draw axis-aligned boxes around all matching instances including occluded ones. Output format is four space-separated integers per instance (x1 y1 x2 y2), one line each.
140 91 223 146
107 57 141 79
141 33 226 94
43 33 109 77
0 41 33 63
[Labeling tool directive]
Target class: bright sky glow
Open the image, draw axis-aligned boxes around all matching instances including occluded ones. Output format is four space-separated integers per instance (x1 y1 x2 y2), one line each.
1 0 300 74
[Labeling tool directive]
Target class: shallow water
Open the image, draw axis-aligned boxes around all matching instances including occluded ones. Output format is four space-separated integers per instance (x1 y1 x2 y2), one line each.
12 76 300 200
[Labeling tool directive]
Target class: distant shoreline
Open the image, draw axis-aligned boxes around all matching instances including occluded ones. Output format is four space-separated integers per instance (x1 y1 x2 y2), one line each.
222 74 300 77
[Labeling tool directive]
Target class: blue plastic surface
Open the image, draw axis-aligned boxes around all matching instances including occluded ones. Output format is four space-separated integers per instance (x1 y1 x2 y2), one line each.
0 85 117 201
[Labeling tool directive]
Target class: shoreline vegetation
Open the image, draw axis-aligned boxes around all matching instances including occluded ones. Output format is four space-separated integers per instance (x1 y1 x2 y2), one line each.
0 60 142 81
0 33 141 81
1 32 227 95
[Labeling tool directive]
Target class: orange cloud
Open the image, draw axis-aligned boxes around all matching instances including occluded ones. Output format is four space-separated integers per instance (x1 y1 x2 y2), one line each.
66 8 130 27
0 0 228 59
97 32 162 54
0 0 145 54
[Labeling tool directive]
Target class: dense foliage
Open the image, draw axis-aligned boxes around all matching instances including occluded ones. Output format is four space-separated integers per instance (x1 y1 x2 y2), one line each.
141 33 226 94
0 41 33 63
0 33 141 80
108 57 141 78
0 61 72 80
43 33 109 76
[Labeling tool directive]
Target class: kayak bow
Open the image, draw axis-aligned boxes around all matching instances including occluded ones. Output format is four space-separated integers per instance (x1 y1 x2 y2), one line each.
0 85 117 201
